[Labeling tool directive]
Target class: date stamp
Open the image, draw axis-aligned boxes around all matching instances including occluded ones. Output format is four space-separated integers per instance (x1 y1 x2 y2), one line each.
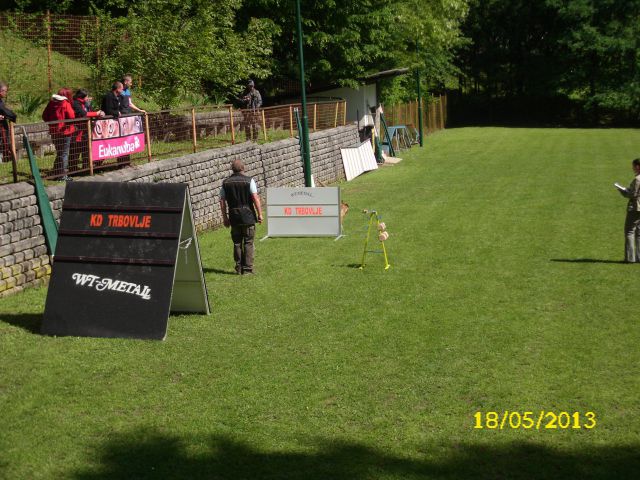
473 411 596 430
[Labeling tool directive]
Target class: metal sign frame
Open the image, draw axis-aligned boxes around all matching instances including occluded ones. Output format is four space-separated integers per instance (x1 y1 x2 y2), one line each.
263 187 342 239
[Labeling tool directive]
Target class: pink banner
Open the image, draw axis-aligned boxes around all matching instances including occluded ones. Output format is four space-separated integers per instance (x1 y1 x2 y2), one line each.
92 133 146 161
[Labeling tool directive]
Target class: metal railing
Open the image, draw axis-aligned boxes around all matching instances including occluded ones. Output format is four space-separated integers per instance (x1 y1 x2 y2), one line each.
0 100 347 184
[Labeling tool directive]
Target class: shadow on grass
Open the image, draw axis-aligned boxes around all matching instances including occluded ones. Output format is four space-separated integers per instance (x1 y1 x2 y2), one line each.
550 258 629 264
0 312 42 333
344 263 363 269
71 429 639 480
203 267 239 276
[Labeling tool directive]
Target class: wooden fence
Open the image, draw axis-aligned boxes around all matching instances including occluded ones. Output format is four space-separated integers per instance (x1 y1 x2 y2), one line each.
0 100 347 184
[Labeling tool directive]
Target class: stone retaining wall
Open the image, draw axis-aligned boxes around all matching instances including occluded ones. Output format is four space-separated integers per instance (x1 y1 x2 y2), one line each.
0 125 359 297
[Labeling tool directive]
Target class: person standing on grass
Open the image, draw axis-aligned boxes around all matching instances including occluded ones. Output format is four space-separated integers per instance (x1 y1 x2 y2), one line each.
69 88 104 172
42 87 75 181
120 75 146 115
617 158 640 263
241 80 262 141
219 159 263 275
0 81 17 164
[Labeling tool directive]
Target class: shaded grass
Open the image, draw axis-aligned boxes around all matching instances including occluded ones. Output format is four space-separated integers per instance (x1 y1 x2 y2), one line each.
1 127 639 479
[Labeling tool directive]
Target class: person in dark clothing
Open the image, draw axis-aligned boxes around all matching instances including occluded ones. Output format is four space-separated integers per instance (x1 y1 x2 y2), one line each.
101 81 130 167
241 80 262 142
219 159 263 274
617 158 640 262
69 89 104 172
101 82 124 118
0 81 17 163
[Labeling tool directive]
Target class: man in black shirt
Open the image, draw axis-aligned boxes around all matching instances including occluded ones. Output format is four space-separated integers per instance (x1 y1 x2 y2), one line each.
219 159 263 274
101 82 124 118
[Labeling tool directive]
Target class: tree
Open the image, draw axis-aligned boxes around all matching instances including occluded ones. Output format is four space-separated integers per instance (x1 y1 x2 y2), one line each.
90 0 276 107
456 0 640 122
237 0 468 102
549 0 640 115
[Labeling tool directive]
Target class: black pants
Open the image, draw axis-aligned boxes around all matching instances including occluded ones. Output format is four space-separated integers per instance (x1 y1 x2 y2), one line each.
231 224 255 273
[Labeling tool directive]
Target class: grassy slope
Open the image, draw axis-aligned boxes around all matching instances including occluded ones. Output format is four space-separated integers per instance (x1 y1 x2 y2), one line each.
1 127 639 479
0 29 92 122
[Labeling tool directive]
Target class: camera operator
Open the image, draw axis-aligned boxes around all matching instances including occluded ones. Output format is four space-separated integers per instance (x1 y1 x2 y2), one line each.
241 80 262 141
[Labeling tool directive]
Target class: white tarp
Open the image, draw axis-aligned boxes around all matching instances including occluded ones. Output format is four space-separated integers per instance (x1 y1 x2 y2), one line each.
340 141 378 181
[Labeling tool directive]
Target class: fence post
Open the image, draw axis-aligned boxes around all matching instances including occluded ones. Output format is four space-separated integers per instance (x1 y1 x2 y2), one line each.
430 98 436 133
46 11 52 95
144 113 152 162
87 119 94 176
191 108 197 153
289 105 294 137
229 106 235 145
439 95 445 130
334 101 339 128
261 109 268 142
95 17 100 61
342 101 347 126
443 94 448 126
9 123 18 183
313 103 317 132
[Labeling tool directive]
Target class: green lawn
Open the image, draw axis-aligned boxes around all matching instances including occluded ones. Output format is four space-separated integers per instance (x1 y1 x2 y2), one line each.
1 127 639 479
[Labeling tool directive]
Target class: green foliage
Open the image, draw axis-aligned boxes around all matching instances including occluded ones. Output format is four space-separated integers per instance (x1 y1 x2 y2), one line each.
238 0 468 101
87 0 276 108
0 28 92 122
550 0 640 114
15 92 48 117
458 0 640 120
4 0 469 106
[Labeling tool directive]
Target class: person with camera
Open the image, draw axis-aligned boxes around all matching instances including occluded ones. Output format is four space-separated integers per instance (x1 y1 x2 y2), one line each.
241 80 262 141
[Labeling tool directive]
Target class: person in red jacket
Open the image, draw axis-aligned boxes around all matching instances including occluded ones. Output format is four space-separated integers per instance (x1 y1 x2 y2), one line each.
69 89 104 173
42 87 76 181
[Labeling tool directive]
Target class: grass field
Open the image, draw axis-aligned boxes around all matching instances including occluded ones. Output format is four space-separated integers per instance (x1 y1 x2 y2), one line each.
1 127 639 479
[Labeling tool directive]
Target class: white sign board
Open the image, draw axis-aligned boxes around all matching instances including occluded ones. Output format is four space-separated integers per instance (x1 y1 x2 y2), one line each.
266 187 341 237
341 141 378 181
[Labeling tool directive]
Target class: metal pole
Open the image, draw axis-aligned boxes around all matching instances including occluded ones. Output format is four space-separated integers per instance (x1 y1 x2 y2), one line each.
295 0 312 187
261 109 268 142
144 113 152 162
229 106 235 144
87 119 94 176
191 108 197 153
9 123 18 183
46 11 52 95
289 105 294 137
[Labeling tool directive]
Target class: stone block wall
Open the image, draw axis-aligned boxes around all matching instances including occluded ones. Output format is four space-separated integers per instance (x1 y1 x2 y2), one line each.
0 183 52 296
0 125 359 297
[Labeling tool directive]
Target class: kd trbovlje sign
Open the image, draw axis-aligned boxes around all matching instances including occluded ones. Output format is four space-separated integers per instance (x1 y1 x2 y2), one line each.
266 187 341 237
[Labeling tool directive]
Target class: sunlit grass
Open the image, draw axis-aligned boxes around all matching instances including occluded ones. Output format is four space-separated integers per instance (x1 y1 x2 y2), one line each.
1 127 639 479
